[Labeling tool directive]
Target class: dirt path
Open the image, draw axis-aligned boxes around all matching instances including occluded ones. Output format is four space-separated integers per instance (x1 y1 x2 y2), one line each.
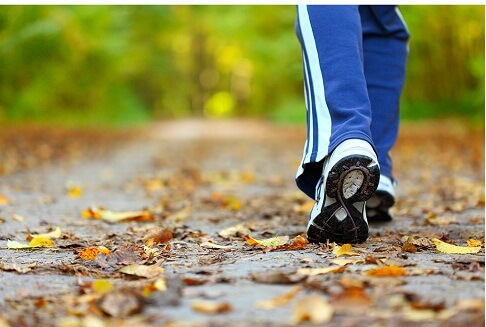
0 119 484 327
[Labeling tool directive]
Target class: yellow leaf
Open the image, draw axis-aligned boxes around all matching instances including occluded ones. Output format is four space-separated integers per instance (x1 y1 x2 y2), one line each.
433 238 481 254
119 264 164 278
0 315 11 327
366 265 407 277
153 278 167 291
12 214 24 222
333 244 359 257
67 186 83 198
82 207 154 223
425 217 457 225
7 237 54 249
467 239 483 247
0 194 10 206
28 227 61 240
192 301 232 314
297 266 345 276
245 235 289 247
92 279 114 294
255 286 302 310
6 240 31 249
97 246 111 255
29 237 55 247
291 294 333 324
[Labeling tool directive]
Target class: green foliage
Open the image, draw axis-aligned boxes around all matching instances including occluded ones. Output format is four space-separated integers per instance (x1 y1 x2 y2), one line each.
0 5 483 126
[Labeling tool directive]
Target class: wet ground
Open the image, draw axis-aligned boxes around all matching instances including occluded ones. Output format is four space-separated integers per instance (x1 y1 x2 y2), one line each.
0 119 484 326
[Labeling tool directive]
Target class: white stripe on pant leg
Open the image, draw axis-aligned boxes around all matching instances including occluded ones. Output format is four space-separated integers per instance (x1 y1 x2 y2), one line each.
303 54 314 165
297 5 332 164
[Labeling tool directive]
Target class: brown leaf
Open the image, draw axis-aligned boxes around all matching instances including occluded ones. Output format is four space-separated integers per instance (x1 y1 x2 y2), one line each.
97 290 142 317
330 287 372 309
219 223 251 239
119 264 164 278
251 271 305 284
264 235 308 252
192 301 232 314
402 241 418 253
145 228 173 246
0 262 37 274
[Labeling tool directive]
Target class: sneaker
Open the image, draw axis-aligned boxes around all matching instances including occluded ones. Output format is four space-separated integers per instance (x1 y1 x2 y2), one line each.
307 139 380 244
366 175 395 223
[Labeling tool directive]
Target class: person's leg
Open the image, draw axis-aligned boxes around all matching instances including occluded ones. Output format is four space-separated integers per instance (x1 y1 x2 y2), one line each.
359 5 409 221
295 5 375 199
295 5 380 243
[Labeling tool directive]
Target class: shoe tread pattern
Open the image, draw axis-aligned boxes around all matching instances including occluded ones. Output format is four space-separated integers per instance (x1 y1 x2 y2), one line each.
307 155 379 244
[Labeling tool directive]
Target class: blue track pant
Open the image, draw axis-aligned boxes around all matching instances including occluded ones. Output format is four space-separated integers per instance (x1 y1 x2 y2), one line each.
295 5 410 199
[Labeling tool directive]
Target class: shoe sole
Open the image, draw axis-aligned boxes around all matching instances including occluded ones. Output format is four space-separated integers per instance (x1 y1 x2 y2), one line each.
307 155 380 244
367 190 395 223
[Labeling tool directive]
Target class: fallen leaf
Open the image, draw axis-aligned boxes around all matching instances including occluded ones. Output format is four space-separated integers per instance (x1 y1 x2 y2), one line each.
245 235 289 248
333 244 359 257
145 229 172 246
467 238 483 247
152 278 167 291
424 217 457 225
97 290 142 317
27 227 62 241
67 186 83 198
77 247 108 261
165 207 190 222
119 264 164 278
251 271 305 284
0 195 9 206
0 262 37 274
0 316 10 327
402 241 418 253
192 300 232 314
92 279 114 294
291 294 333 324
255 286 302 310
330 287 372 308
7 237 54 249
279 235 308 250
297 266 345 276
331 258 365 266
200 242 231 250
219 224 251 239
433 238 481 254
293 201 314 214
82 207 154 223
366 265 408 277
12 214 24 222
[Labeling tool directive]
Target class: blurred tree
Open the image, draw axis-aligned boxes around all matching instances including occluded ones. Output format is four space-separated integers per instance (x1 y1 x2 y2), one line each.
0 5 483 126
